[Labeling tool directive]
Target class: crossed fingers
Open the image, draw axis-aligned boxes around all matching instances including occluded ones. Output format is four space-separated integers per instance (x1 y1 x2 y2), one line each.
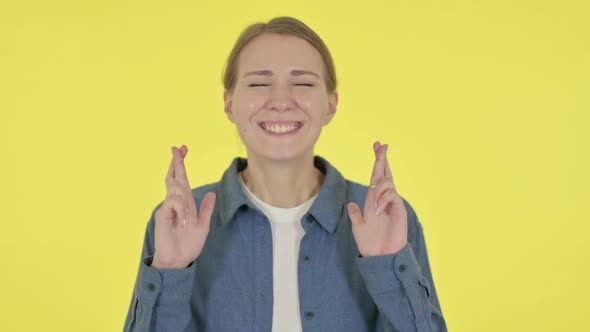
369 142 398 215
163 145 196 225
166 145 190 197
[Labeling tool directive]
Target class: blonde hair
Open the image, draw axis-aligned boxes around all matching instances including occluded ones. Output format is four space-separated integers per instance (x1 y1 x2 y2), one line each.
222 16 337 94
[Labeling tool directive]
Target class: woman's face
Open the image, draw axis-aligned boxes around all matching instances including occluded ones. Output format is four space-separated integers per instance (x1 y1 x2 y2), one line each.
224 33 338 162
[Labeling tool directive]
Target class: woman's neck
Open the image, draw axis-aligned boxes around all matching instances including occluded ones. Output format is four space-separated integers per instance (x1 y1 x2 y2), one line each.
240 153 325 208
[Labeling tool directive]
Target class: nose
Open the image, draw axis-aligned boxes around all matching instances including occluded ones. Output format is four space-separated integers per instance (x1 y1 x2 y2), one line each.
266 83 295 112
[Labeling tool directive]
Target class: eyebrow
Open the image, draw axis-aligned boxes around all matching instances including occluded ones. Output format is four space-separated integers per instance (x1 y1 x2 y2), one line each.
242 69 320 79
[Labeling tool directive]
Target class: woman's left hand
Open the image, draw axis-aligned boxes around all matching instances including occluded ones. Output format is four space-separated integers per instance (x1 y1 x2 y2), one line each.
347 142 408 257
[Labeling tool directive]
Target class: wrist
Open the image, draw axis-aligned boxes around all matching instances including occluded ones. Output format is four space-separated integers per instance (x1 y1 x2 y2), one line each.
151 255 191 270
360 241 407 257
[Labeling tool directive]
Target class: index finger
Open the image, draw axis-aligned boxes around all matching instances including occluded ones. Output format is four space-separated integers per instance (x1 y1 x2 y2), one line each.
165 146 177 189
173 145 191 187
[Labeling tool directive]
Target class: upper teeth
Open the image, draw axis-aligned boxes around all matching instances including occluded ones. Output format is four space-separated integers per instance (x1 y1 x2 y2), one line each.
261 123 300 133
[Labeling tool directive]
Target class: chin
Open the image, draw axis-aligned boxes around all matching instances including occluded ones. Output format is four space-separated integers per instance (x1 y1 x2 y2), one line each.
249 145 313 163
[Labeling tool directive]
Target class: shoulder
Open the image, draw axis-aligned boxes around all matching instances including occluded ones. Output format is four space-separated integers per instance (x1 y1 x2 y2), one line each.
344 178 369 203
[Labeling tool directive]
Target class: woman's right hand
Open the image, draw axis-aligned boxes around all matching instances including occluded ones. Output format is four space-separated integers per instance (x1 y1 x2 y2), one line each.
152 145 216 269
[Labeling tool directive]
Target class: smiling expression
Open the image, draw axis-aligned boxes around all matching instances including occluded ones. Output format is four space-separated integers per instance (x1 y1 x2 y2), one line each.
224 33 338 162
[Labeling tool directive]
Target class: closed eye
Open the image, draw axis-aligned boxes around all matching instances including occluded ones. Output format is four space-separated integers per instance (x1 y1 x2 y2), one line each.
249 83 270 87
295 83 315 87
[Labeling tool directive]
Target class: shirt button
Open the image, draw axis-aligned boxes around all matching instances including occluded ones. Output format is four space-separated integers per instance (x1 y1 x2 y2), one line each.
147 283 156 291
398 264 406 272
303 255 311 261
304 311 314 320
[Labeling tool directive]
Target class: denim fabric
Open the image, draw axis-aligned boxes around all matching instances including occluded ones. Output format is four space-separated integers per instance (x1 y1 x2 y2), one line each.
123 156 447 332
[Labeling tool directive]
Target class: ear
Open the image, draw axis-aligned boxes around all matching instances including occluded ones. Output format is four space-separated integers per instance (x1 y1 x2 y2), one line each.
224 89 235 123
324 90 339 125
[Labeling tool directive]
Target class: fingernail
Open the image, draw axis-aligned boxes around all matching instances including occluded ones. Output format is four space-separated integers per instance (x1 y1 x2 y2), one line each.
183 217 187 226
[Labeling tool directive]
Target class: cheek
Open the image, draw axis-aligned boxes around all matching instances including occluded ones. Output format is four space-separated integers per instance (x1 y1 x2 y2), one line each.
246 100 259 109
235 93 266 112
235 114 251 132
295 93 329 114
292 93 315 109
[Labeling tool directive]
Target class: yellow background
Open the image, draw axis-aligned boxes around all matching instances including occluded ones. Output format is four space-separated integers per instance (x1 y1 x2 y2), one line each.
1 0 588 331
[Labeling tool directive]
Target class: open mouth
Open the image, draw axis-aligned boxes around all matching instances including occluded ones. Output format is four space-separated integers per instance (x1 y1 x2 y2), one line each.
258 121 304 135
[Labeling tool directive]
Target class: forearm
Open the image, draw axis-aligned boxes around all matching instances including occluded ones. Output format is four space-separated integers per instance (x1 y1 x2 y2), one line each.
356 242 447 332
123 256 197 332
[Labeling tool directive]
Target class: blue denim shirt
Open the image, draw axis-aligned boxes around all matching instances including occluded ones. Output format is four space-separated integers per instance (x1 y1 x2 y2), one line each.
123 156 447 332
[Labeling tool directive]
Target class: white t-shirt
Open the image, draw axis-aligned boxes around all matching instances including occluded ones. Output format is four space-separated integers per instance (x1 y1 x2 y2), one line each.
239 175 318 332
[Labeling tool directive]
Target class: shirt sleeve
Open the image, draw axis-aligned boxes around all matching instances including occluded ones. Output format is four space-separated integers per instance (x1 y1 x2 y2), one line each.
123 205 198 332
355 198 448 332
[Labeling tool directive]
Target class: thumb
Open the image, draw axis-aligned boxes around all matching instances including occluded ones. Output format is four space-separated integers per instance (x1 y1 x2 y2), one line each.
196 192 216 228
347 202 364 225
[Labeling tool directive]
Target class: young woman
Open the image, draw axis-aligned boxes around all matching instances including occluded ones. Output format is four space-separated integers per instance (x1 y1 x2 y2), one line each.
124 16 447 332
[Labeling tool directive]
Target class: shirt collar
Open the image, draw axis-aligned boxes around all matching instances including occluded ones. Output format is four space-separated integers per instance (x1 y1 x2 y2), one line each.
217 156 347 234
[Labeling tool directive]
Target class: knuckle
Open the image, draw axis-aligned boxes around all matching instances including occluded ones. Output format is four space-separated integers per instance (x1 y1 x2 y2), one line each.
155 205 172 222
169 184 189 197
168 183 181 196
379 191 394 202
155 206 164 219
167 195 186 208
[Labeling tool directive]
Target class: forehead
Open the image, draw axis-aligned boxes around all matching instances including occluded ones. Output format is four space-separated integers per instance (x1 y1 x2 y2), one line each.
237 33 324 76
